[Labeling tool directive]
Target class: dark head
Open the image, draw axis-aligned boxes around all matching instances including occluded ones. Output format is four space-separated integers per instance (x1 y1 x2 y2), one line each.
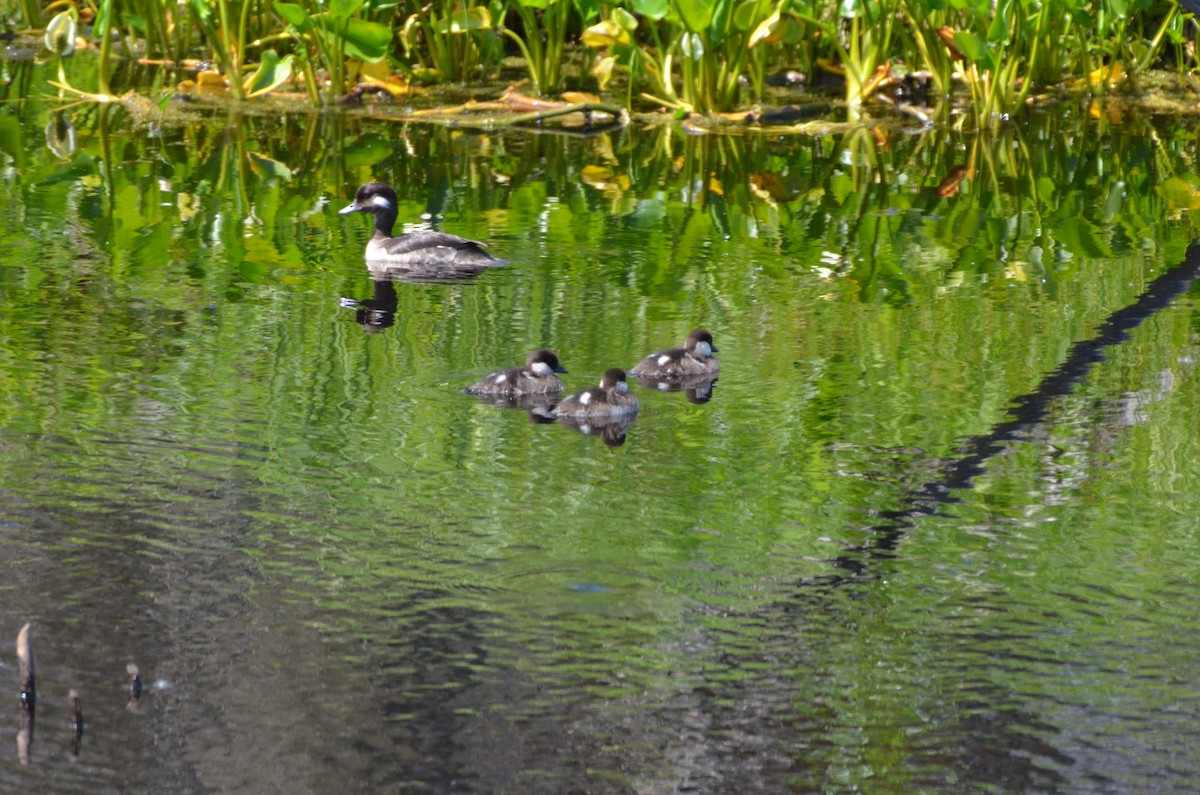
527 349 568 375
340 182 399 235
599 367 629 391
685 329 717 357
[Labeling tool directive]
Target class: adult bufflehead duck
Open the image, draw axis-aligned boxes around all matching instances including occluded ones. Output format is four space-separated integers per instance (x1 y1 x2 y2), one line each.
339 182 506 269
629 329 719 378
465 349 568 397
552 368 639 419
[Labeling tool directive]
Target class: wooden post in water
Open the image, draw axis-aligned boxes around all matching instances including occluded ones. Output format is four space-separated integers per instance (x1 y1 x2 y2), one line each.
127 662 143 711
17 623 34 706
69 689 83 759
16 623 35 764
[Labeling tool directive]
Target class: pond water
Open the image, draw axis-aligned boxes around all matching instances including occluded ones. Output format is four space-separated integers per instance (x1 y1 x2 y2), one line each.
3 58 1200 793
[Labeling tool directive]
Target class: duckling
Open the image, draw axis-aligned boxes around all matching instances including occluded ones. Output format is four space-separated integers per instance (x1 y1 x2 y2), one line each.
465 349 568 397
552 368 639 419
629 329 719 378
339 182 506 270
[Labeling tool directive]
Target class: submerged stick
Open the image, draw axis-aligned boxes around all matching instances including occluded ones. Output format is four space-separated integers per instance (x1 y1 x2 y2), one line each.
17 623 34 708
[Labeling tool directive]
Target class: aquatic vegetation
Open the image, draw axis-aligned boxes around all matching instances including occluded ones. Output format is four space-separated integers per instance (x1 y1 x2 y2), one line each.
9 0 1200 120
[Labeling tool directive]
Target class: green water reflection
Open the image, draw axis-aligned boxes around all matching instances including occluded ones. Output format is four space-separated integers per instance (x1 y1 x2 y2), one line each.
2 58 1200 793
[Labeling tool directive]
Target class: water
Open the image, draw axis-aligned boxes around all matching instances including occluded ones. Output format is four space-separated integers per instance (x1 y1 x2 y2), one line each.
2 58 1200 792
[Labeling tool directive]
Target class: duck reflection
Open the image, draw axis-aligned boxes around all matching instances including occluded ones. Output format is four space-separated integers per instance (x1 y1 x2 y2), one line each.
339 279 398 333
633 373 718 405
554 414 636 447
366 258 503 282
467 390 559 421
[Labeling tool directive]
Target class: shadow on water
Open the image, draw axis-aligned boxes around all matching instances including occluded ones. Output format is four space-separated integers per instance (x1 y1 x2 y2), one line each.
834 240 1200 576
723 242 1200 791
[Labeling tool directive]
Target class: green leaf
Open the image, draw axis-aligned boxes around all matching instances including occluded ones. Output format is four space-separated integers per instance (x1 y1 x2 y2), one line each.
243 49 294 97
733 0 763 32
572 0 601 23
273 2 314 32
333 17 394 60
631 0 669 20
433 6 493 34
329 0 366 18
952 30 992 68
985 0 1009 45
674 0 714 32
614 6 640 31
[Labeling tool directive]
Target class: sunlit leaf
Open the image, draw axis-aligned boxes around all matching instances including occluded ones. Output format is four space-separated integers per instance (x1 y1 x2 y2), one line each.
631 0 668 20
614 6 639 31
582 19 630 47
433 6 493 34
1088 61 1124 87
243 50 294 97
748 8 780 47
590 54 616 88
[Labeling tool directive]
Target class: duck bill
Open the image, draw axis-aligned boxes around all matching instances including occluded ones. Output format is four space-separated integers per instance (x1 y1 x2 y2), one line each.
338 201 362 215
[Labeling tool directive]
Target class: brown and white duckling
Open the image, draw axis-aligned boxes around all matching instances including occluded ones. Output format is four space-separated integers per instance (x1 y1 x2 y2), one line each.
552 368 639 419
339 182 505 269
629 329 719 378
465 349 568 397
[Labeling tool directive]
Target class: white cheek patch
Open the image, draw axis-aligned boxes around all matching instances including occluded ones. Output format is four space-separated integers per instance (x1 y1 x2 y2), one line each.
372 195 392 210
579 392 592 405
695 341 712 358
495 373 507 384
657 354 671 366
531 362 552 377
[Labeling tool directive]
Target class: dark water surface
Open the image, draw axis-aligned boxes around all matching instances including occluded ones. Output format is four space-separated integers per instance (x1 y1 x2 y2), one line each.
2 62 1200 793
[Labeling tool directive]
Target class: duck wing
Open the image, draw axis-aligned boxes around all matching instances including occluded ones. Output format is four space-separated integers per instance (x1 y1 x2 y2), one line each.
381 231 494 258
